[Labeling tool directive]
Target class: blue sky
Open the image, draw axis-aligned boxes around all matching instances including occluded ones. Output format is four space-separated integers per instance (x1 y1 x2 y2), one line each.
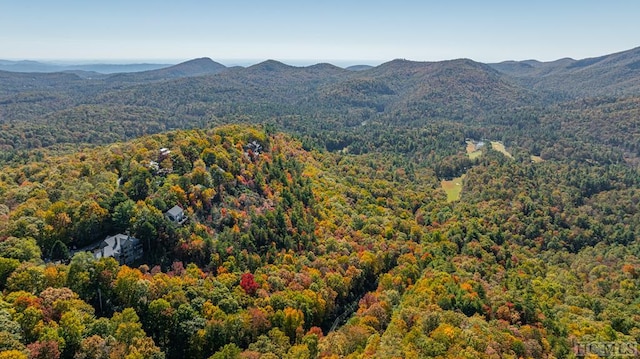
1 0 639 65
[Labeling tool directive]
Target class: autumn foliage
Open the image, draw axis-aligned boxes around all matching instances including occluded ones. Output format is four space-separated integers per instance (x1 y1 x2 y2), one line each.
0 125 639 358
240 272 259 295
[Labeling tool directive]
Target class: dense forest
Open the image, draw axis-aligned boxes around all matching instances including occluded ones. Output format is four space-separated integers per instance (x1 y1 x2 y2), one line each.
1 47 640 359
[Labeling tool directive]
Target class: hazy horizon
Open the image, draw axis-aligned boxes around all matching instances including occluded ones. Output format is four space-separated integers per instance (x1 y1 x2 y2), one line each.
3 44 639 70
2 1 639 64
0 58 386 68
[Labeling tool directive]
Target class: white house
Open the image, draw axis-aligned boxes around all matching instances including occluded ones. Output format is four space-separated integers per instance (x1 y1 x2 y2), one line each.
94 234 143 265
165 205 187 225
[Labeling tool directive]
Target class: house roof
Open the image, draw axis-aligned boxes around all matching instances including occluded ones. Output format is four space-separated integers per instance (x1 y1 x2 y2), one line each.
95 234 140 259
166 205 183 217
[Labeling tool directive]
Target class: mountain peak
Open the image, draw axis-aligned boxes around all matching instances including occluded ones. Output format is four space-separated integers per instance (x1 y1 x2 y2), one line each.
345 65 373 71
164 57 226 73
105 57 226 82
306 63 343 71
248 60 292 72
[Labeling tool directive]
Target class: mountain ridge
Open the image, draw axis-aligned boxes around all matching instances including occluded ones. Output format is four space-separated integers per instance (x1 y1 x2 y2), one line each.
489 46 640 97
104 57 227 83
0 46 639 155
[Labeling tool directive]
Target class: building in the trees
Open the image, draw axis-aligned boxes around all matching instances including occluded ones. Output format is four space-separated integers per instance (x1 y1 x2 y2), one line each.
94 234 143 265
165 205 187 225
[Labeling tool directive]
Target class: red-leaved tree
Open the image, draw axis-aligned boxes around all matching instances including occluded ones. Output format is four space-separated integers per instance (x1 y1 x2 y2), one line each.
240 272 259 295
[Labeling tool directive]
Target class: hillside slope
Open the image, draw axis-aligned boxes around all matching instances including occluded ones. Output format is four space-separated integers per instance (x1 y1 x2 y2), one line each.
490 46 640 98
1 125 639 358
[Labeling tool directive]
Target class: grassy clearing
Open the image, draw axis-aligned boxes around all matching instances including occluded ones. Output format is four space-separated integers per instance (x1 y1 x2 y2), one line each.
531 155 544 163
466 141 477 154
466 140 483 159
490 141 513 159
441 174 465 202
468 151 482 160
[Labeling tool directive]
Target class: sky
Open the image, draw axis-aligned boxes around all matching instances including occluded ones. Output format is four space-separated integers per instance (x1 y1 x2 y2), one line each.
1 0 639 66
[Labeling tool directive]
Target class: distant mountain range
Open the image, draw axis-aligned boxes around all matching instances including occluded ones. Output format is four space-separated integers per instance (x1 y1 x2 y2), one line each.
3 46 639 100
489 46 640 97
103 58 227 82
0 58 376 74
2 47 639 103
0 60 172 74
1 46 639 155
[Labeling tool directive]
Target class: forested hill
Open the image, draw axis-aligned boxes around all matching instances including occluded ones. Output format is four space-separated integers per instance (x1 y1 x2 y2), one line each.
103 58 228 83
1 125 639 358
489 46 640 98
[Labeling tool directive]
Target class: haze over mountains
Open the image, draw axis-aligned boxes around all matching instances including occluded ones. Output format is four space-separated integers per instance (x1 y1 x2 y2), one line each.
3 46 640 96
1 46 639 158
0 59 171 74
